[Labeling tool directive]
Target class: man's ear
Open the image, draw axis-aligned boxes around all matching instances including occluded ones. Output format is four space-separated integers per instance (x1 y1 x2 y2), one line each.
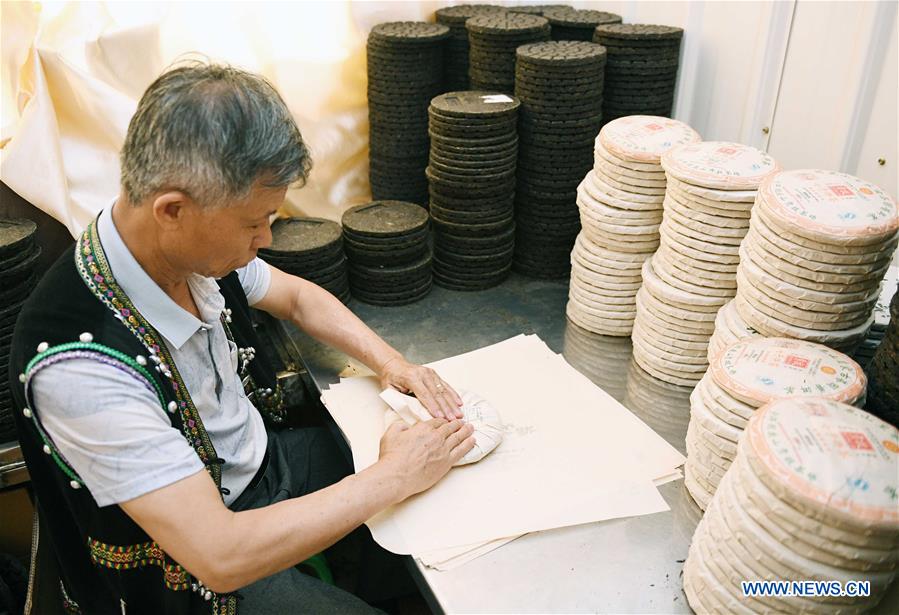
150 191 196 231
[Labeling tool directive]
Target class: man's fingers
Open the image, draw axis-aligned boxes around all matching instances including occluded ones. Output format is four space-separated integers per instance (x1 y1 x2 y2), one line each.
425 418 447 429
385 421 409 436
427 374 459 418
416 380 455 420
450 435 477 463
440 378 464 408
416 383 445 419
437 419 467 438
434 389 457 419
429 370 463 418
420 374 452 417
444 422 474 449
442 390 464 419
395 365 463 419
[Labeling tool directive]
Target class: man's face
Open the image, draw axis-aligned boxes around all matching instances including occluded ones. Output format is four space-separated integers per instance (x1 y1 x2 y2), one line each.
162 182 285 278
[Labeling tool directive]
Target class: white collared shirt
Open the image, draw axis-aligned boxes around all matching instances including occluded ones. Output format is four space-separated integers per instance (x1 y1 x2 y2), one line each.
30 205 270 506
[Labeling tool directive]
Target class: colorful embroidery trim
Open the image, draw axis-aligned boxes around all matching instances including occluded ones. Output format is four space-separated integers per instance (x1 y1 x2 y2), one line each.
88 538 189 591
88 538 239 611
74 220 222 486
26 343 164 401
68 220 244 613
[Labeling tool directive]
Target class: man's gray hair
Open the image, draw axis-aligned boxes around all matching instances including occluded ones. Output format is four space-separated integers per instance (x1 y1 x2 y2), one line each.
120 61 312 207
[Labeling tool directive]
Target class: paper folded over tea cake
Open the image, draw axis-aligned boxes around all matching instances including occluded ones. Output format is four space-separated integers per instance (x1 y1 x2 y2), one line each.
380 388 504 466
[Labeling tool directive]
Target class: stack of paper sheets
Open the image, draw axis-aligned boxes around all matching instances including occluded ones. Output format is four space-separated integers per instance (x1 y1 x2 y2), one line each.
321 334 686 570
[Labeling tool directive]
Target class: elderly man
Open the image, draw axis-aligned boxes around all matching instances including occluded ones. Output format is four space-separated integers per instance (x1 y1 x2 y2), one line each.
9 63 474 614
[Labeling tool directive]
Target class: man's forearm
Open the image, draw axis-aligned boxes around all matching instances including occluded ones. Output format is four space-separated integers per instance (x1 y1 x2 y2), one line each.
291 278 403 374
275 272 463 418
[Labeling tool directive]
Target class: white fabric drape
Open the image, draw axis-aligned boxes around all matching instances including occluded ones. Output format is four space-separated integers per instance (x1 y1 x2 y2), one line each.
0 0 450 237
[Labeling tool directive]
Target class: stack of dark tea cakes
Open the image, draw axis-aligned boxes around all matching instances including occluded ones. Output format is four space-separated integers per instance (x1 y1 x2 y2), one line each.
435 4 507 91
342 201 433 306
593 24 683 123
507 5 568 16
865 285 899 426
258 218 350 304
543 7 621 41
367 22 450 205
853 267 897 368
1 218 40 442
513 40 606 278
466 12 551 94
427 91 519 290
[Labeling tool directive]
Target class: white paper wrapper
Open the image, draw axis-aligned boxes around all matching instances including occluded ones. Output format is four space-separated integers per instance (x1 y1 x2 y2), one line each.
379 387 504 466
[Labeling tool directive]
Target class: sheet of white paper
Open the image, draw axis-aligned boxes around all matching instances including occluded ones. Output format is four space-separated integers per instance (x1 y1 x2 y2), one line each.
409 360 686 570
653 470 683 486
418 535 521 571
415 470 684 570
321 335 685 555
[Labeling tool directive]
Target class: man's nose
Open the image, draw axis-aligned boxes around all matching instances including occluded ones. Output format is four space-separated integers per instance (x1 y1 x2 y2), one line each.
256 224 273 250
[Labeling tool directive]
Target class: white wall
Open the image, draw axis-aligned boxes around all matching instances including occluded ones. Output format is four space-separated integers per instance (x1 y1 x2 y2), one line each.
767 0 897 198
854 13 898 198
568 0 899 266
566 0 897 199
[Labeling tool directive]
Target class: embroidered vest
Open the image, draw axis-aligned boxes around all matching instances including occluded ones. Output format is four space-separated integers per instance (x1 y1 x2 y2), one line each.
8 220 285 614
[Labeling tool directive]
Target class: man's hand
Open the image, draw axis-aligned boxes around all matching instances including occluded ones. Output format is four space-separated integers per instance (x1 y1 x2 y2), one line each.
379 356 464 419
378 419 475 499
